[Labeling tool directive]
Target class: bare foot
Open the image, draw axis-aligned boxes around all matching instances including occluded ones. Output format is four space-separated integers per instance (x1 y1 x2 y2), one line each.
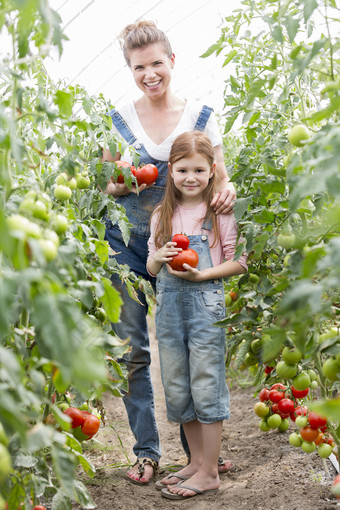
167 471 220 497
126 463 154 484
158 464 197 487
218 458 233 473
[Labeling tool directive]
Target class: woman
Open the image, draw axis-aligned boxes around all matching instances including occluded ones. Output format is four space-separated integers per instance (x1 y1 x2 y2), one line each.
103 20 235 485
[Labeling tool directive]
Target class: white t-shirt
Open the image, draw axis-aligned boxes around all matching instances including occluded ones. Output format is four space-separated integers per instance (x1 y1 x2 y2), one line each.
111 100 223 164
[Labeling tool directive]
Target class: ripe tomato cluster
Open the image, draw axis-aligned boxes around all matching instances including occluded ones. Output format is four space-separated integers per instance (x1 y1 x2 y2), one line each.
63 406 100 441
168 234 199 271
254 382 336 460
113 160 158 186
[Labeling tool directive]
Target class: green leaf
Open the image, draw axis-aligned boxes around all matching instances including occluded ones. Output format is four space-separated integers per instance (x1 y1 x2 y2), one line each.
223 49 238 66
253 210 275 224
233 196 252 221
272 26 284 43
282 17 299 43
200 43 221 58
54 90 73 117
52 489 72 510
73 479 96 508
101 277 123 323
52 444 76 498
303 0 318 22
308 398 340 423
74 451 96 477
94 239 109 264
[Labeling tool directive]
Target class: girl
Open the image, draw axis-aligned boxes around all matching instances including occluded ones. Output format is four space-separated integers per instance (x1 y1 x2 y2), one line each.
147 131 247 500
103 20 236 484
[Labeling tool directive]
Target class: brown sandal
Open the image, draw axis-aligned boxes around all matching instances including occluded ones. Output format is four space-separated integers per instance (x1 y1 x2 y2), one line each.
126 457 159 485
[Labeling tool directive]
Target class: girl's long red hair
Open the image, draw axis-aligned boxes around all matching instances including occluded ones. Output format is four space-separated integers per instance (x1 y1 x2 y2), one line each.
153 131 219 249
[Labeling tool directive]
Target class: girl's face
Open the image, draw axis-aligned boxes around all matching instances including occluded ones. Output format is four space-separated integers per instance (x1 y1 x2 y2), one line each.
169 154 215 206
129 43 175 98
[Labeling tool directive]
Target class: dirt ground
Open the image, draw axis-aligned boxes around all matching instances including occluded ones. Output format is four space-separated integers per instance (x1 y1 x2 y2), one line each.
75 316 340 510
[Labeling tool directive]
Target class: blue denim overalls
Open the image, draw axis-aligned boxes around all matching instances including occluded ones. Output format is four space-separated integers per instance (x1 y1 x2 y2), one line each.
155 224 230 425
104 105 214 462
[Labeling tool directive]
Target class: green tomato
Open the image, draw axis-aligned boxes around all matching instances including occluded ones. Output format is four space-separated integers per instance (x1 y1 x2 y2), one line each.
54 185 72 201
307 369 317 381
288 124 311 147
292 371 311 390
38 239 58 262
310 380 319 390
289 432 302 447
94 307 107 323
267 414 282 429
58 403 69 412
66 177 77 190
51 214 69 235
249 273 260 284
278 418 290 432
0 443 12 482
277 233 296 250
336 353 340 366
301 440 316 454
254 402 270 418
32 199 49 221
76 174 91 189
282 346 302 364
322 358 340 382
244 352 258 367
295 415 308 428
317 443 333 458
250 339 262 354
0 423 9 447
259 420 270 432
7 214 42 239
224 294 232 307
276 360 298 379
318 328 338 343
44 229 60 246
56 172 68 185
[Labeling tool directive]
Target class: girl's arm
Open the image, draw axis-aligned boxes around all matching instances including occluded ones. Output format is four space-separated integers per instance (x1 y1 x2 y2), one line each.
211 145 236 215
147 242 182 276
166 259 246 282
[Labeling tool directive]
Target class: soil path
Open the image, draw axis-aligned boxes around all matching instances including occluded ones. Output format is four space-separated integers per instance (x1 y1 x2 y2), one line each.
76 316 339 510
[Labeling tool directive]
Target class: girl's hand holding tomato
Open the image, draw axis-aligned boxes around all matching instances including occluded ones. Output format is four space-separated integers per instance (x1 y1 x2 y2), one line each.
167 262 202 282
153 242 182 264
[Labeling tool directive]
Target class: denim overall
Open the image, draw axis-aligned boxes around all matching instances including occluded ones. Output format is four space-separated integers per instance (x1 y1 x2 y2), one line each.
104 105 214 462
155 226 230 425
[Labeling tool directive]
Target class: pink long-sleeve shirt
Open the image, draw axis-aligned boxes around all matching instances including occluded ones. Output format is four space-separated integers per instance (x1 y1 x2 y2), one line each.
147 202 248 273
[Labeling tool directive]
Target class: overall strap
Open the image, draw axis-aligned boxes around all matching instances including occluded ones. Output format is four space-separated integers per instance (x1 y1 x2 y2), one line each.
202 217 213 231
194 105 214 131
109 108 137 145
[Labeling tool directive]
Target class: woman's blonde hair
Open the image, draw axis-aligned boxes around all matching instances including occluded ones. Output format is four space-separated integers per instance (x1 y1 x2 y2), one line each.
119 20 172 66
153 131 219 249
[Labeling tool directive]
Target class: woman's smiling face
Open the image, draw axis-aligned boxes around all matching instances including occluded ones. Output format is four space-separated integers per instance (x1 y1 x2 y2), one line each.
129 42 174 98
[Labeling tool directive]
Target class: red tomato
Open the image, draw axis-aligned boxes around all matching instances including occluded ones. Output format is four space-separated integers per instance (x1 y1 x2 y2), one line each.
259 388 270 402
229 291 238 301
291 386 309 399
168 248 199 271
278 398 295 415
314 431 324 445
290 405 307 422
172 233 190 250
113 161 133 183
300 426 320 442
135 164 158 185
33 506 46 510
308 411 327 430
264 365 274 375
270 383 286 391
63 407 84 429
81 413 100 437
269 390 285 403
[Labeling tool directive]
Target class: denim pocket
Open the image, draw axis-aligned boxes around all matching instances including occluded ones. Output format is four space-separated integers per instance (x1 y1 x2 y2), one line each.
199 290 225 319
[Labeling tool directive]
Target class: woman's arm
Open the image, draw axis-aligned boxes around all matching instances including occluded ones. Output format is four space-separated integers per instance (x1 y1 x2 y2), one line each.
211 145 236 215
